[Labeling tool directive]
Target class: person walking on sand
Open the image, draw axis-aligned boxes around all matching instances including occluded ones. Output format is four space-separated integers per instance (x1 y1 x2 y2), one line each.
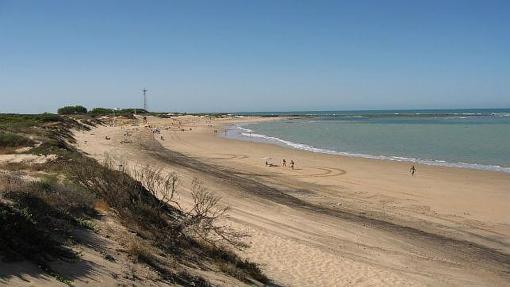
282 159 286 167
410 165 416 176
290 160 295 170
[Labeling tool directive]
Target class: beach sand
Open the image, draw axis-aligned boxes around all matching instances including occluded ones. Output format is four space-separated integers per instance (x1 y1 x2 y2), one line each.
75 115 510 286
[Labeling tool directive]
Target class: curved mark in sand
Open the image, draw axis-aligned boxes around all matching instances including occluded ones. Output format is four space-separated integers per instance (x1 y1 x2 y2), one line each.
208 154 249 160
297 167 346 178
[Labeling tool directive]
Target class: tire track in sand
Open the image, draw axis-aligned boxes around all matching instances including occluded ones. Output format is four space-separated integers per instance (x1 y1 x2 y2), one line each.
207 154 249 160
297 167 347 178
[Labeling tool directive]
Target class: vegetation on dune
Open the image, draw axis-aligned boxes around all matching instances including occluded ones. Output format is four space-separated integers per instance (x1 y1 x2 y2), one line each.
0 131 34 148
66 156 269 284
88 107 115 115
57 105 235 118
0 112 272 286
0 174 95 285
57 105 88 115
0 113 62 131
0 200 75 262
88 107 148 116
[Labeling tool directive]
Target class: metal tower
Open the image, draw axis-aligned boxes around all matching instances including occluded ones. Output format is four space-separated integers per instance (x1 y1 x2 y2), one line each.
143 88 148 111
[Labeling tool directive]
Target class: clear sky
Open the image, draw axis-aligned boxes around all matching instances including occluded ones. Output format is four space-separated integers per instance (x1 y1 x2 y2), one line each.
1 0 509 113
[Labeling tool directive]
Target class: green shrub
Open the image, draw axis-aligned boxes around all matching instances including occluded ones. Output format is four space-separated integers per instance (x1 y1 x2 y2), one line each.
120 108 148 114
57 105 87 115
89 107 115 115
0 131 34 147
0 201 75 262
4 179 97 220
88 107 148 116
0 113 61 131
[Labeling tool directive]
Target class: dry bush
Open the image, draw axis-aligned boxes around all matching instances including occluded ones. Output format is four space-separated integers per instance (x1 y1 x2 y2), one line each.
180 178 248 249
129 164 181 212
126 235 158 264
83 155 247 249
124 234 210 284
202 243 270 284
67 156 149 213
66 155 269 284
66 156 181 241
125 160 248 249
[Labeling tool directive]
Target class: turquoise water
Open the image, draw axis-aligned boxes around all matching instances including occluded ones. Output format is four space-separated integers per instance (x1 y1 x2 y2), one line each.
227 109 510 173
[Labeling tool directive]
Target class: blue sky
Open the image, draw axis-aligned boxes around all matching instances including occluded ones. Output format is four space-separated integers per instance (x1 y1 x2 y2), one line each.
1 0 509 113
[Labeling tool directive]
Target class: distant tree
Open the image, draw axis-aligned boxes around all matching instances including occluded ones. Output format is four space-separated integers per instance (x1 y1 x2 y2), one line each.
120 108 148 114
88 108 148 116
57 105 87 115
89 108 115 115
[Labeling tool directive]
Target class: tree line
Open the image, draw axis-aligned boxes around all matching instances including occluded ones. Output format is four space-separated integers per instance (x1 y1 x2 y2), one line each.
57 105 148 115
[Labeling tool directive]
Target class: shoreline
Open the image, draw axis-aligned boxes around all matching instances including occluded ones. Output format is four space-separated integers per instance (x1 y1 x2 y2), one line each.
204 116 510 226
225 118 510 174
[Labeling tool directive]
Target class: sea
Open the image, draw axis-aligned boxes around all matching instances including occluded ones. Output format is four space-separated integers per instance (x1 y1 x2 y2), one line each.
225 109 510 173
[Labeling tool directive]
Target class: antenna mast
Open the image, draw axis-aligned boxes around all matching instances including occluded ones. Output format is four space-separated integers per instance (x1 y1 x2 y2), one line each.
143 88 148 111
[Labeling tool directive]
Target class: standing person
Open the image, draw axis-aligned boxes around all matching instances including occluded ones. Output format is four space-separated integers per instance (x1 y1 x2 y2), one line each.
410 165 416 176
290 160 295 170
282 159 286 167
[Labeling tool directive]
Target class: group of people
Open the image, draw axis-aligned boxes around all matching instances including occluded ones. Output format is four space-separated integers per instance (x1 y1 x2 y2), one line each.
265 158 295 169
264 157 415 176
282 159 295 169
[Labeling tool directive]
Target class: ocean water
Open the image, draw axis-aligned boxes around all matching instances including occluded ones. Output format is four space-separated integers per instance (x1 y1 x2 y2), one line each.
226 109 510 173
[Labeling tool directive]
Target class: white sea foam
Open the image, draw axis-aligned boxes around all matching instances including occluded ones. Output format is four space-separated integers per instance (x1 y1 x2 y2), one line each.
230 125 510 174
237 126 254 133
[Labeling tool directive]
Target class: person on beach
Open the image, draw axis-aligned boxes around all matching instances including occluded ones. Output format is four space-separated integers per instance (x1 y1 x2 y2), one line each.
410 165 416 176
290 160 295 169
282 159 286 167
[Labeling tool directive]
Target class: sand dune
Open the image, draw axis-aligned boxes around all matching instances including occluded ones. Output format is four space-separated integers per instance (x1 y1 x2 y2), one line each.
75 116 510 287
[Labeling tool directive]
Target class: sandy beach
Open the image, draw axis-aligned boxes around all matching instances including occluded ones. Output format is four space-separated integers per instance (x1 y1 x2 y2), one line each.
75 115 510 287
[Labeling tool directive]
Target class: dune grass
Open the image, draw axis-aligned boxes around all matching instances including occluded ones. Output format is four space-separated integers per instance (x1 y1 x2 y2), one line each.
0 131 34 148
0 113 61 131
